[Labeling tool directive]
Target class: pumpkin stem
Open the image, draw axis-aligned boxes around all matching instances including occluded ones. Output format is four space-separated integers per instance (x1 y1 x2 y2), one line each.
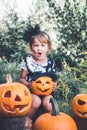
50 98 60 116
6 74 13 83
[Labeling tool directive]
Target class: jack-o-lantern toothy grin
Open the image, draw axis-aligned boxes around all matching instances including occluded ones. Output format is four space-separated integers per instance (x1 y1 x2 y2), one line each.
37 86 50 92
2 93 30 112
32 77 53 96
3 103 29 111
77 110 87 117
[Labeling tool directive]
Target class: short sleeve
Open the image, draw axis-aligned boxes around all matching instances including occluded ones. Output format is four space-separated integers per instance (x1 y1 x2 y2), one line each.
21 60 27 71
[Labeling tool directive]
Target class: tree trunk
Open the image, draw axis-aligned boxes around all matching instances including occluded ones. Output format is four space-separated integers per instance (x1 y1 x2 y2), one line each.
0 116 32 130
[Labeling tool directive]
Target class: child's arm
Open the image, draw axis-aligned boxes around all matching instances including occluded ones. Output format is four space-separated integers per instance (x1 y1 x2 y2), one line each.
19 69 32 89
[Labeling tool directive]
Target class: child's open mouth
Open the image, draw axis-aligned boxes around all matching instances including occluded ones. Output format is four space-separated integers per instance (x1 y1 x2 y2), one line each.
37 52 42 57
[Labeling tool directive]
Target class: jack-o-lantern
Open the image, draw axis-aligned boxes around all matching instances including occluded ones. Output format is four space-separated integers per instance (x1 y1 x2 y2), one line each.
71 94 87 118
0 74 32 117
32 76 53 96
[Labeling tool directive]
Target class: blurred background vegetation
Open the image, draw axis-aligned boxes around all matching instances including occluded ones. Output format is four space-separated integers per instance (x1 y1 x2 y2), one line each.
0 0 87 116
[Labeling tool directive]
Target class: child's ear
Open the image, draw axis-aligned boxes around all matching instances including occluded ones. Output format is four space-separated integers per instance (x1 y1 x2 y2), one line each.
47 48 51 54
47 50 50 55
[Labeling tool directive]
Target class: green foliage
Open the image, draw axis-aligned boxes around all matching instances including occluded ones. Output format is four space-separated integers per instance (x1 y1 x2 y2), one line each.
47 0 87 108
0 11 28 63
52 65 86 115
0 58 20 83
47 0 87 67
52 55 87 115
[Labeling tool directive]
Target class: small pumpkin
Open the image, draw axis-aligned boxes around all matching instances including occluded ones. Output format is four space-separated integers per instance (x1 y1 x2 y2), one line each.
33 98 77 130
32 76 53 96
0 74 32 117
72 94 87 118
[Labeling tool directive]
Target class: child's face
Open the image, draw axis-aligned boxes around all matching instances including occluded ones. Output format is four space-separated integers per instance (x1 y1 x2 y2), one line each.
30 37 50 61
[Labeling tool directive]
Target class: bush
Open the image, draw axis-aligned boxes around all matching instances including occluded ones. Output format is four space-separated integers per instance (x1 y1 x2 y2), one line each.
0 58 20 83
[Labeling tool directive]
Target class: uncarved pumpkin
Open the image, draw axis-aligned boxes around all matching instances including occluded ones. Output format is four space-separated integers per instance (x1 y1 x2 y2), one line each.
0 74 32 117
32 76 53 96
33 98 77 130
72 94 87 118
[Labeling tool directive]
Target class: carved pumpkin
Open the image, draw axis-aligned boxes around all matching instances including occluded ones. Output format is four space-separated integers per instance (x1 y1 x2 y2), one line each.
32 76 53 96
33 98 77 130
72 94 87 118
0 74 32 117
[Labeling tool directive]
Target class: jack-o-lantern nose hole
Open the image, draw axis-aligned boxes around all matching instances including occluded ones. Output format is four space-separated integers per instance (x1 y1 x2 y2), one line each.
78 99 86 105
15 95 21 101
4 91 11 98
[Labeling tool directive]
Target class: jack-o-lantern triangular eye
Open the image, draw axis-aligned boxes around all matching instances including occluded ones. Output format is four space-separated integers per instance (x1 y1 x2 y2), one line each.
45 81 50 84
36 80 42 84
4 91 11 98
78 99 86 105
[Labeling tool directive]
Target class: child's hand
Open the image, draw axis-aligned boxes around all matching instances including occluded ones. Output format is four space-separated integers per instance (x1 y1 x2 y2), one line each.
52 81 57 91
28 81 34 90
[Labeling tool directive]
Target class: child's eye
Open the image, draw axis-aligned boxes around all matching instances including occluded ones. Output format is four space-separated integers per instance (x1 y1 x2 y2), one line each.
42 44 45 46
34 44 38 47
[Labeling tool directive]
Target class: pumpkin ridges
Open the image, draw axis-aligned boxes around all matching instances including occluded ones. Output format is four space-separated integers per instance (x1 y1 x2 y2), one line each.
2 83 32 105
72 94 87 118
34 112 77 130
33 112 78 130
0 75 32 117
33 113 51 130
60 113 77 130
33 98 77 130
32 76 53 96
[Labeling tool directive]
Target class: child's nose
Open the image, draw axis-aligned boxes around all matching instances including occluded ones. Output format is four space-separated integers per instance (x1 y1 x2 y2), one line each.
38 46 42 50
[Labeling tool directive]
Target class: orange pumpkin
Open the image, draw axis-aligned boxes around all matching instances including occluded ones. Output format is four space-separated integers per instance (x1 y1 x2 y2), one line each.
72 94 87 118
32 76 53 96
33 98 77 130
0 74 32 117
